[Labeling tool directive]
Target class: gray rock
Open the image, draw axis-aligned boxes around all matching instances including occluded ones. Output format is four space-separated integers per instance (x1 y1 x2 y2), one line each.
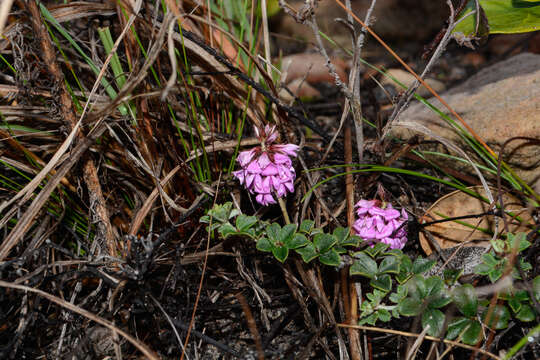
392 53 540 187
426 246 487 277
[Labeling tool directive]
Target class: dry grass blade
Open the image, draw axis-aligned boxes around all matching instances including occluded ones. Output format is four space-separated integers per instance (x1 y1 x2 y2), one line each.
0 280 159 360
405 325 430 360
0 0 144 260
0 126 107 261
338 324 502 360
394 121 494 204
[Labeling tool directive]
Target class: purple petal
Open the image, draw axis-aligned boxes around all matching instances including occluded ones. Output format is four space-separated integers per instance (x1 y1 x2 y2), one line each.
266 125 278 143
255 194 266 205
282 180 293 193
273 144 299 157
237 149 256 167
245 173 255 188
233 170 245 185
376 224 394 239
359 227 377 240
275 182 287 197
368 206 387 217
401 208 408 220
257 152 271 169
355 199 378 209
273 153 292 165
246 160 262 174
266 194 276 204
261 163 279 176
383 208 401 220
261 176 272 193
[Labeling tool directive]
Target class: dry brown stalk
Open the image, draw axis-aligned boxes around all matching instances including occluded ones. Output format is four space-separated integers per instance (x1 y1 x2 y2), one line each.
25 0 115 257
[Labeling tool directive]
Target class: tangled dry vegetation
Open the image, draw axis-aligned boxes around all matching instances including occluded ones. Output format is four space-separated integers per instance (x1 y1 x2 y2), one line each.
0 1 538 359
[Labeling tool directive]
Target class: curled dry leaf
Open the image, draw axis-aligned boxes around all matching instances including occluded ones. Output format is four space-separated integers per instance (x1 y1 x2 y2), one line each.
420 186 534 255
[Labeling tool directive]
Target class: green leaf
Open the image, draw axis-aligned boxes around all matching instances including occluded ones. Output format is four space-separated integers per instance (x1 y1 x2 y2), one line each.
429 294 452 309
313 233 337 253
492 239 506 253
279 224 297 245
343 235 361 247
453 0 540 36
398 298 423 316
400 255 412 273
379 256 400 274
506 232 531 252
462 320 483 345
272 246 289 263
364 243 389 257
422 308 445 337
408 275 427 300
370 274 392 293
396 272 411 285
412 257 436 274
425 277 445 298
359 313 378 326
299 219 315 233
295 242 318 263
389 284 408 303
508 297 522 313
446 317 471 340
319 249 341 266
256 237 273 252
333 227 350 244
350 253 378 278
383 249 403 257
515 304 536 322
218 223 237 238
534 276 540 301
514 290 531 301
519 259 532 272
443 269 463 286
377 309 392 322
366 289 387 304
488 268 503 283
236 215 257 232
453 284 478 317
474 262 493 275
200 215 210 224
266 223 281 243
482 252 499 266
447 317 484 344
286 233 309 249
482 305 510 329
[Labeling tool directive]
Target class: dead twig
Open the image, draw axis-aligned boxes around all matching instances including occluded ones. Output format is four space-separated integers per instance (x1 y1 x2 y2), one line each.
338 323 502 360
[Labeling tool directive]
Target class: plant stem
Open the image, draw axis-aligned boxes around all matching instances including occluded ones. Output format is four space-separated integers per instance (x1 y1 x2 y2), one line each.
277 197 291 224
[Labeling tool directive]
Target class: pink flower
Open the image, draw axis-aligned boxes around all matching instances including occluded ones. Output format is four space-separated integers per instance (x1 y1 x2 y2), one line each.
233 125 299 206
352 200 408 250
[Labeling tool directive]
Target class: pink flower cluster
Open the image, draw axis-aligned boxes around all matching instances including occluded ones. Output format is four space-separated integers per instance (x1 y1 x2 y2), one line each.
352 200 408 250
233 125 299 206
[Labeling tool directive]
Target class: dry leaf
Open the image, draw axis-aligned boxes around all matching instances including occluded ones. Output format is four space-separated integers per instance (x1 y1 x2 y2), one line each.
420 186 533 255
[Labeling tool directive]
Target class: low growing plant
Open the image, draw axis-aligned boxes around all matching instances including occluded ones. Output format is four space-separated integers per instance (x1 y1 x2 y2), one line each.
201 202 539 346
